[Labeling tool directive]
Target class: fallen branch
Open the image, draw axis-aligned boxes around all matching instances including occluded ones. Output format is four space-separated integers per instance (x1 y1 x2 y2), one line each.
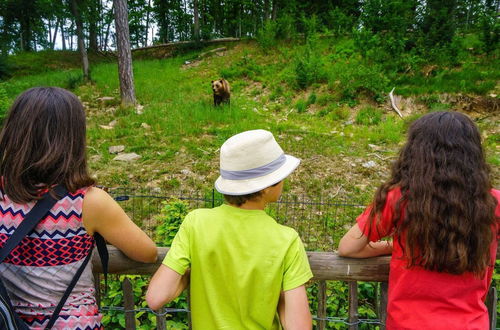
198 47 227 58
367 153 395 161
389 87 403 118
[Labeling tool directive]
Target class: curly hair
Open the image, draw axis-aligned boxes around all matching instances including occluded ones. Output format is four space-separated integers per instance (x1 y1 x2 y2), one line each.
0 87 95 203
369 111 497 275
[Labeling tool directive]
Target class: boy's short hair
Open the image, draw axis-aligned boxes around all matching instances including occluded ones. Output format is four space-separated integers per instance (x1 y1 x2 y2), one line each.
223 191 263 206
223 181 281 206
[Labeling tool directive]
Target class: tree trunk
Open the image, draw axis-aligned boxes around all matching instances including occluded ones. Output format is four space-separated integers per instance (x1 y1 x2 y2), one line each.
70 0 90 81
144 0 151 46
48 19 52 48
61 19 66 50
193 0 200 41
51 19 60 49
271 0 278 20
103 4 114 51
113 0 136 107
264 0 270 22
89 1 99 52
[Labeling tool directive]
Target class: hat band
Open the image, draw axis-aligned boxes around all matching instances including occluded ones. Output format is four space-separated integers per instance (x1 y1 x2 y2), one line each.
220 154 286 180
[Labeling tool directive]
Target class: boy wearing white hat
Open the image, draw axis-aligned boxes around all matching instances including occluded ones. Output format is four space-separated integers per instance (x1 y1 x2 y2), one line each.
146 129 313 329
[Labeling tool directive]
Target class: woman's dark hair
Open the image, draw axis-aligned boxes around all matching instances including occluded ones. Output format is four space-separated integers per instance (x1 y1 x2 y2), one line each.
0 87 95 203
369 111 496 275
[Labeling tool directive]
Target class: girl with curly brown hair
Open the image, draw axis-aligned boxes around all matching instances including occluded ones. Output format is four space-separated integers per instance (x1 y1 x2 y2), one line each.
338 111 499 329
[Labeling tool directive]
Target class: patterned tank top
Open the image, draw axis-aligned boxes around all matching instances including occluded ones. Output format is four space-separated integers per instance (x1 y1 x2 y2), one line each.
0 187 103 330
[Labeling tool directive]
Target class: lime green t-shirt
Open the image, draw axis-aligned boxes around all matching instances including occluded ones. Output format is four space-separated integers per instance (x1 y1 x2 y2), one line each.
163 204 313 330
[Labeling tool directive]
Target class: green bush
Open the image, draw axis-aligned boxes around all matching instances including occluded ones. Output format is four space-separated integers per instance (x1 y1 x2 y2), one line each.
307 92 317 105
355 107 382 125
296 99 308 113
0 85 11 122
155 199 189 246
329 59 389 104
219 54 262 80
294 46 326 90
256 20 278 52
0 56 12 80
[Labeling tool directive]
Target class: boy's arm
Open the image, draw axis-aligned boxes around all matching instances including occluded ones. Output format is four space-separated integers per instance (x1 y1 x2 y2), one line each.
277 285 312 330
338 224 392 258
146 265 190 310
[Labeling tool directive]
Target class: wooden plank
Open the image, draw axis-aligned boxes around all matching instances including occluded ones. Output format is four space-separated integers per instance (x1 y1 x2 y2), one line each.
378 282 388 330
348 281 358 330
122 277 136 330
156 307 166 330
486 286 497 330
92 246 500 280
91 247 391 281
316 281 327 330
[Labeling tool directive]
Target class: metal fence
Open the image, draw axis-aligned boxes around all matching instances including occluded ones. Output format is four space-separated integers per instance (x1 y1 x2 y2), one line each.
98 187 385 329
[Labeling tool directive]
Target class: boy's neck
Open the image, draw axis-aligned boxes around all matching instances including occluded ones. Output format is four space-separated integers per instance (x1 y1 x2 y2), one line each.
230 199 268 210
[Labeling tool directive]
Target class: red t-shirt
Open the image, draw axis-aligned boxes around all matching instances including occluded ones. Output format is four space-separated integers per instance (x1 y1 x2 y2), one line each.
357 188 500 330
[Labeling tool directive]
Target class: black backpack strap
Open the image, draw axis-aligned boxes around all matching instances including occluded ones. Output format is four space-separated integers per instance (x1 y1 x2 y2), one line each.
94 232 109 289
0 185 67 264
45 233 109 329
45 244 93 329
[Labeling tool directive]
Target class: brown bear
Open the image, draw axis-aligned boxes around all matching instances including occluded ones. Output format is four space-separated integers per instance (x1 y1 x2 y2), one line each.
211 79 230 106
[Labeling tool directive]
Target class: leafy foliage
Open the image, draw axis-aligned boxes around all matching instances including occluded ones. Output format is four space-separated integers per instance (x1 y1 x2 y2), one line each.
154 199 189 246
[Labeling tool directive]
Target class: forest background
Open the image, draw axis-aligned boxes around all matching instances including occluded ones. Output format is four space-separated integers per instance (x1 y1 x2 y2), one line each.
0 0 498 328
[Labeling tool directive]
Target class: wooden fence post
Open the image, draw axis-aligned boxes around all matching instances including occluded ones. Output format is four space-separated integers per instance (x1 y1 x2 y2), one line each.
317 280 327 330
486 286 497 330
93 273 101 308
348 281 358 330
187 285 192 329
377 282 388 330
123 277 136 330
156 307 166 330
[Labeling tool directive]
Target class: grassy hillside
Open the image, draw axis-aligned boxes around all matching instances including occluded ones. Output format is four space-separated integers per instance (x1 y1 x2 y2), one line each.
0 38 498 203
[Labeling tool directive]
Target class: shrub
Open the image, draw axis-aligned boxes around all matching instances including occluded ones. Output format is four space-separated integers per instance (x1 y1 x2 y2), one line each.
355 107 382 125
329 59 389 104
256 20 278 52
307 92 317 105
219 54 261 80
294 46 325 89
0 56 12 80
64 72 84 90
296 99 308 113
0 85 10 122
154 199 189 246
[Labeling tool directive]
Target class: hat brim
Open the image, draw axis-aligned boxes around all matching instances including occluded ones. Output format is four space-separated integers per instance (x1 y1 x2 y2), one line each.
215 155 300 196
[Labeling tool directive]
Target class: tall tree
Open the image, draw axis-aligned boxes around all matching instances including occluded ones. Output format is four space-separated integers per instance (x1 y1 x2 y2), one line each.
70 0 90 81
113 0 136 107
193 0 200 41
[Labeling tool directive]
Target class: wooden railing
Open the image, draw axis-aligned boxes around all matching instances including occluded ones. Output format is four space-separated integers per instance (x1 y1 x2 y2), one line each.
92 246 499 330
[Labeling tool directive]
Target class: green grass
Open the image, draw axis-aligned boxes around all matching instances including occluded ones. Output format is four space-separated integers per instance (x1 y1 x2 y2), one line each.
0 38 497 195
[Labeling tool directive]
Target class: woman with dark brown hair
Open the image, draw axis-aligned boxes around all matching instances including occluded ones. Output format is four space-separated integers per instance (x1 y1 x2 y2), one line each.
338 111 499 329
0 87 157 329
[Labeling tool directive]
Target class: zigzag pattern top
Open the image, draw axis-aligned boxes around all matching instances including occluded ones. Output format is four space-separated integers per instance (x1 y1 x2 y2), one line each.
0 186 102 329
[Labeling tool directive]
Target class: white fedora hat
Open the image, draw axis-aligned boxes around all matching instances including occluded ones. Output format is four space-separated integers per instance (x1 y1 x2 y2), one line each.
215 129 300 196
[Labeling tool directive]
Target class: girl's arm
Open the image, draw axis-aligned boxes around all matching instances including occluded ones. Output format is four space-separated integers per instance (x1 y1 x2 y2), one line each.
277 285 312 330
82 187 158 263
338 224 393 258
146 265 190 310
